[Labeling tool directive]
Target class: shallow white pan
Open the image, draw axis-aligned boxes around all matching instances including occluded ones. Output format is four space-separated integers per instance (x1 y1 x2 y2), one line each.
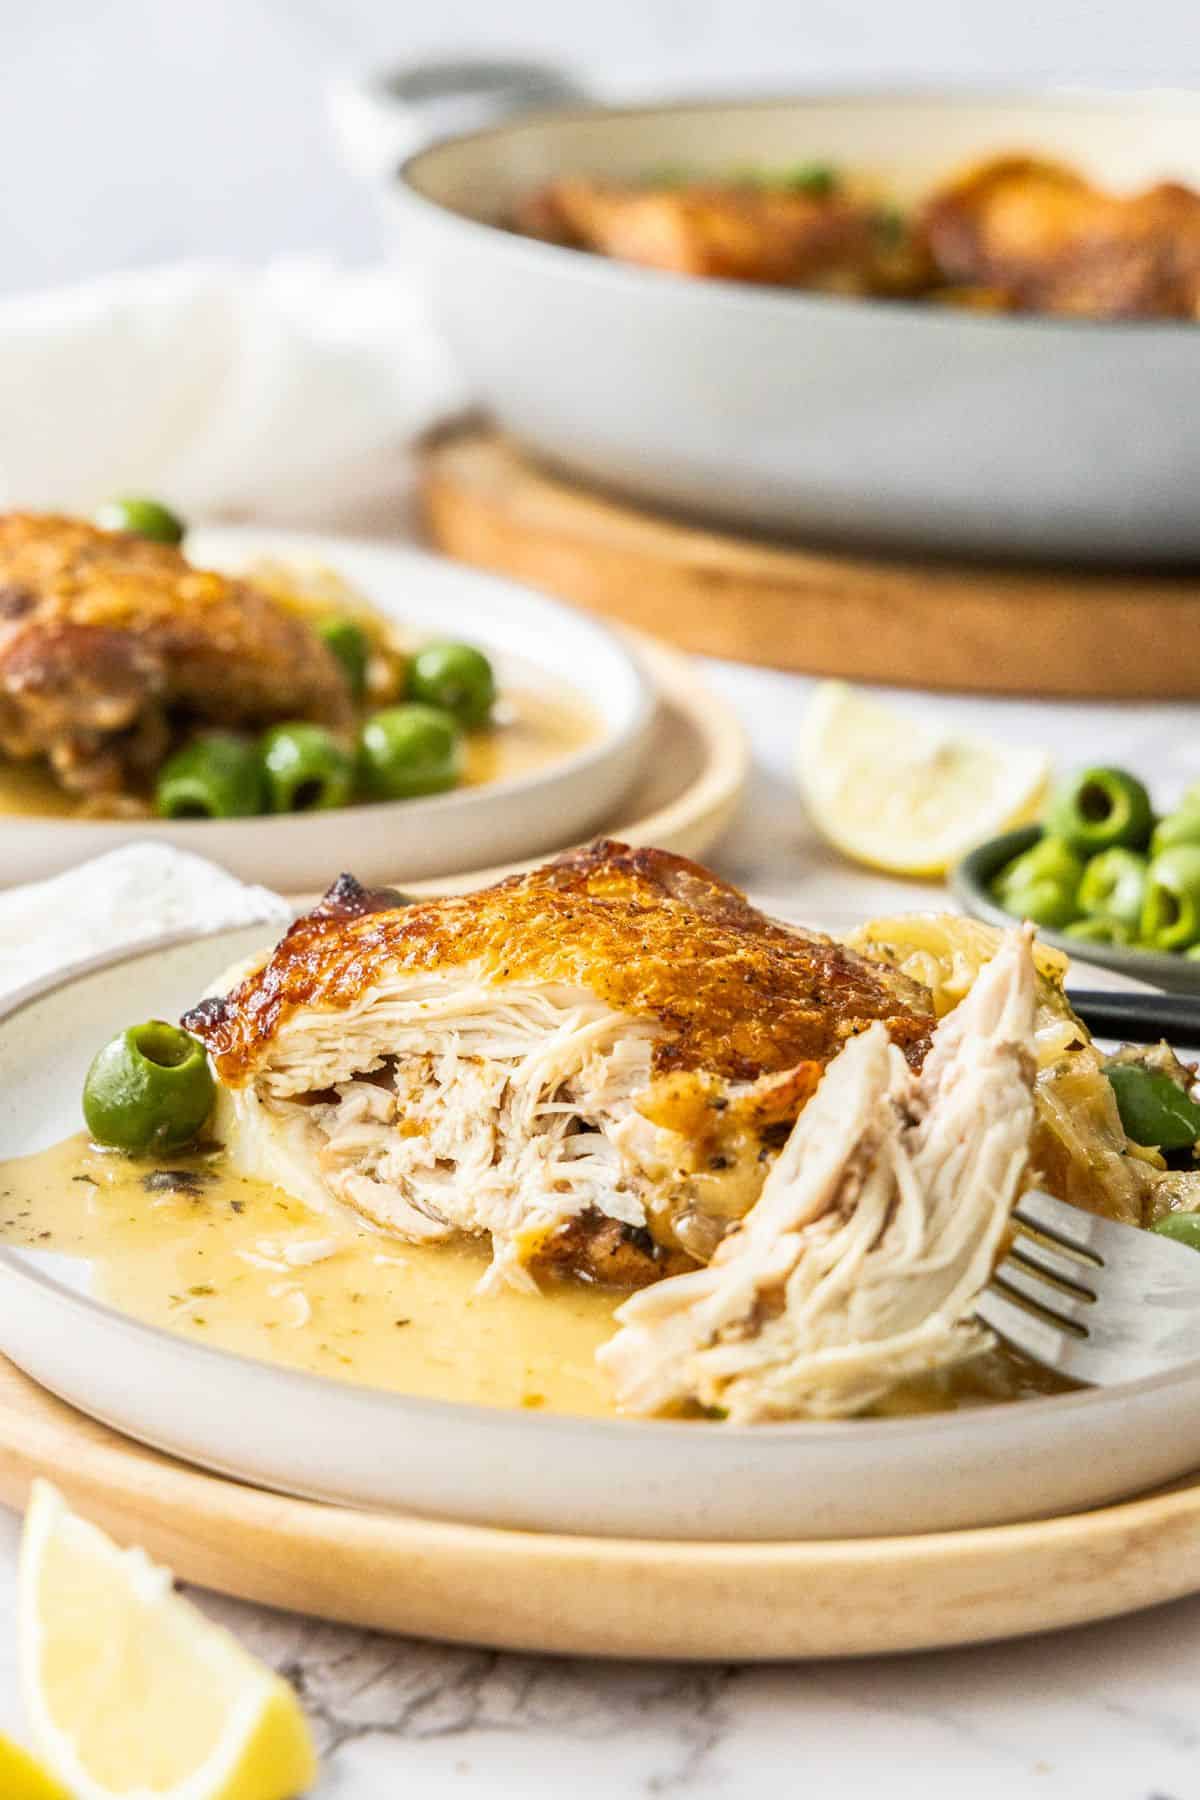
383 88 1200 562
0 528 655 892
1 927 1199 1542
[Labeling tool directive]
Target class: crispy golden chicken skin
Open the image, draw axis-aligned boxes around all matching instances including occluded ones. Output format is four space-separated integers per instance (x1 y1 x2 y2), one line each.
921 155 1200 319
185 846 935 1285
189 842 934 1088
0 514 353 795
515 179 931 294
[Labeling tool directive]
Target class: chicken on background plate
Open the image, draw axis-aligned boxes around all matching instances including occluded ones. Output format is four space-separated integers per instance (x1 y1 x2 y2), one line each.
0 514 351 803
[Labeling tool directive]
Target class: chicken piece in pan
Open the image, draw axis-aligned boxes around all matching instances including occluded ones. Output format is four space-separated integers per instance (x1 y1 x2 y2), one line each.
599 927 1036 1420
921 155 1200 319
515 178 931 295
0 514 352 797
186 843 935 1290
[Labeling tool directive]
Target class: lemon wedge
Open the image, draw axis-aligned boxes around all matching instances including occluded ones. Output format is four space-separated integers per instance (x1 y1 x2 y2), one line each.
0 1732 72 1800
19 1481 317 1800
797 682 1050 877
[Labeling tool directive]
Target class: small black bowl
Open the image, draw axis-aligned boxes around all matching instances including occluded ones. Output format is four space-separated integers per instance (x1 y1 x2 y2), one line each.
951 825 1200 996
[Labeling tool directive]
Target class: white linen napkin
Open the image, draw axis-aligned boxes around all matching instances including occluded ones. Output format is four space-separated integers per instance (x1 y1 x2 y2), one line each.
0 845 288 1009
0 260 464 527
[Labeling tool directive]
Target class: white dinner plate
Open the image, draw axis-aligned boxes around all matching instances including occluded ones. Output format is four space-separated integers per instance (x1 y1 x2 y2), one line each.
1 925 1198 1542
0 528 656 892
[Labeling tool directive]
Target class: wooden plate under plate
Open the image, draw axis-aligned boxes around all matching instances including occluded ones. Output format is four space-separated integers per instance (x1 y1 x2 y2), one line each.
3 1353 1200 1661
418 421 1200 699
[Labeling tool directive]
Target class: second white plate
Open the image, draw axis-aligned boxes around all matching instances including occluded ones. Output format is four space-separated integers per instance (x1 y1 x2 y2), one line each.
1 528 656 892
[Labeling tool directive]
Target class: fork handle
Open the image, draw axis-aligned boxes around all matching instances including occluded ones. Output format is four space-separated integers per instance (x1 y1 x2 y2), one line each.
1071 990 1200 1046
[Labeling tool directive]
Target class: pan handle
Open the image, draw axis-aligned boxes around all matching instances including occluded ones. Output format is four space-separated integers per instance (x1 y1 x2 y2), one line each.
328 57 592 189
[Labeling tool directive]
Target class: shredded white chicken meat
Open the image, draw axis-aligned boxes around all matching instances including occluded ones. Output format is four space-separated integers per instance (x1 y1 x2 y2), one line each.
598 928 1037 1420
216 971 664 1289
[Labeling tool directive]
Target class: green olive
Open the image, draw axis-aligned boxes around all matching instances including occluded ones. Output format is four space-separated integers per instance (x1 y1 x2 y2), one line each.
316 616 370 701
407 641 496 728
155 733 265 820
1107 1065 1200 1149
261 723 355 813
995 836 1084 904
1062 917 1132 946
1141 844 1200 952
358 704 462 801
1044 767 1154 855
1077 847 1149 931
1150 809 1200 857
996 878 1080 931
778 162 839 196
1152 1213 1200 1252
83 1021 215 1154
94 495 186 545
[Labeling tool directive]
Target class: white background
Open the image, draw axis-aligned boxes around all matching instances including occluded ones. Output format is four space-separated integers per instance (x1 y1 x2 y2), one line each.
3 0 1200 292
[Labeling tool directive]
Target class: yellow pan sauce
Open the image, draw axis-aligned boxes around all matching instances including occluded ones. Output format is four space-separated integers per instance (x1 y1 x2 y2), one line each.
0 1135 1069 1419
0 687 599 820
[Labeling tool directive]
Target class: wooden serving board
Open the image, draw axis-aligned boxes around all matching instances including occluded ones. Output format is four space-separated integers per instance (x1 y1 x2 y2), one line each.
418 422 1200 699
4 1353 1200 1661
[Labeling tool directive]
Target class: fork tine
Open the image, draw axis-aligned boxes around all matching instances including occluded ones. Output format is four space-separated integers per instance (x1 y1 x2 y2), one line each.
984 1190 1200 1386
1012 1188 1106 1263
974 1286 1082 1367
1007 1235 1099 1299
991 1256 1095 1331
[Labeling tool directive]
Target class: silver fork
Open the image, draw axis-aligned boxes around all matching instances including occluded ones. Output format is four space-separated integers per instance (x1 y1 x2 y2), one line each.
975 1188 1200 1385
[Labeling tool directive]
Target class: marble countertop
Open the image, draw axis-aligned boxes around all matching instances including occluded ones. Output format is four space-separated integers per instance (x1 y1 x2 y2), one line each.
4 1499 1200 1800
2 653 1199 1795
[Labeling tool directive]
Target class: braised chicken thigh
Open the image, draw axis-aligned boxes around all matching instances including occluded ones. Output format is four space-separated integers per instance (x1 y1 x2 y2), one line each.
0 514 351 798
187 844 934 1289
